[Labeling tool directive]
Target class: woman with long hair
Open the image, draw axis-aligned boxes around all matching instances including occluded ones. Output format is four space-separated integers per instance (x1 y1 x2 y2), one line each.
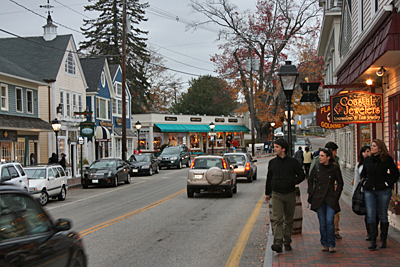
361 139 399 250
308 148 343 253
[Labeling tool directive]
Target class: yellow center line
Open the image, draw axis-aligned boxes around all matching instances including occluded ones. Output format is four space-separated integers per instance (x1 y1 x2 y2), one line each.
225 195 265 267
79 188 186 237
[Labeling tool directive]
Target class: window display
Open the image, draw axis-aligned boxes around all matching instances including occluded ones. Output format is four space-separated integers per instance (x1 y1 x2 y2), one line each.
190 133 201 149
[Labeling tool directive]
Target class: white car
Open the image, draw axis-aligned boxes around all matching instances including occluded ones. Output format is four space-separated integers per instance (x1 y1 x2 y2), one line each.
0 162 29 192
25 165 68 206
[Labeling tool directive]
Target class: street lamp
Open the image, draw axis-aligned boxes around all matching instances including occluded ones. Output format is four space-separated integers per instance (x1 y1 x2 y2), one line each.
135 121 142 152
270 122 275 139
209 122 215 155
51 118 61 161
278 61 298 157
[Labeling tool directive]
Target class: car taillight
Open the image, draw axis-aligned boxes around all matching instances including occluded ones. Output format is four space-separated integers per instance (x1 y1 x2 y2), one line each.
190 159 196 169
245 162 250 171
222 159 227 169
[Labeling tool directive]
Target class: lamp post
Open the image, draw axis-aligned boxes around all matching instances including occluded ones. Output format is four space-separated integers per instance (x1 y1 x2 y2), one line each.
51 118 61 161
135 121 142 153
278 61 298 157
270 122 275 139
209 122 215 155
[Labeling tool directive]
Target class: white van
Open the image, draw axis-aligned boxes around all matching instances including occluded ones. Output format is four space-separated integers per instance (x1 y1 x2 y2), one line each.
0 162 29 192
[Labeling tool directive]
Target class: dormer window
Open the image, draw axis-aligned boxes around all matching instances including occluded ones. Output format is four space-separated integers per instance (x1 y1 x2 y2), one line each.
115 82 122 96
65 51 76 75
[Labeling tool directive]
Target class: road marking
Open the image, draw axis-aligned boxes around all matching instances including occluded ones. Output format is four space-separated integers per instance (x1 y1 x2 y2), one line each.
78 188 186 237
225 195 265 267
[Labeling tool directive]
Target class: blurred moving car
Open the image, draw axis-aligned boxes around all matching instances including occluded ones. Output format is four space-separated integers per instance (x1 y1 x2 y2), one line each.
224 153 257 183
25 164 68 206
0 162 29 192
294 139 312 152
157 145 191 169
128 153 159 176
81 158 131 188
0 185 87 266
187 155 237 198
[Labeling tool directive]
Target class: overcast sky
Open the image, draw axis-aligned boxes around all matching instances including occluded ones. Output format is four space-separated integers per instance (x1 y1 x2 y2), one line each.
1 0 254 85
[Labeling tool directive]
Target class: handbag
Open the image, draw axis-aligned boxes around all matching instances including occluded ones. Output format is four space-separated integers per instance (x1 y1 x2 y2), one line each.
307 164 319 204
352 179 367 215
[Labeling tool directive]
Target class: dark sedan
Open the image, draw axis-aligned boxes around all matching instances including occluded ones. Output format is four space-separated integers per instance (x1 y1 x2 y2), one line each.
81 158 131 188
128 153 159 176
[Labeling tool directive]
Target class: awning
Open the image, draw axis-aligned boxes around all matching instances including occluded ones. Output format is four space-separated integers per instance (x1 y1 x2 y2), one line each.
113 128 136 137
0 114 53 131
214 125 250 132
155 124 188 132
95 126 111 142
155 123 249 133
181 124 210 132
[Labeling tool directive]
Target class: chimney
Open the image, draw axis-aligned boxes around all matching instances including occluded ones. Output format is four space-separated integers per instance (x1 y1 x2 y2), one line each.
43 13 57 41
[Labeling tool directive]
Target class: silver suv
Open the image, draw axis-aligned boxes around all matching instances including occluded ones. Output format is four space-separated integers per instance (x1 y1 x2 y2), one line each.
0 162 29 192
187 155 237 198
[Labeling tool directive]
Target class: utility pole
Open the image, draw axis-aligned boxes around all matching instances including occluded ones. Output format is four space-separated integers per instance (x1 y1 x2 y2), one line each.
121 0 127 160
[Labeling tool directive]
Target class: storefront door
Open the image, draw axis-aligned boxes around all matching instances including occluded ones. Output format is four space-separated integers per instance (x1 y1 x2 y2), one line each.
389 93 400 192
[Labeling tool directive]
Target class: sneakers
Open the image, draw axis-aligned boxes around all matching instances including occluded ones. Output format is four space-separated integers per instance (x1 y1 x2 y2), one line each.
271 244 283 253
335 234 342 239
322 245 328 251
329 247 336 253
284 244 292 251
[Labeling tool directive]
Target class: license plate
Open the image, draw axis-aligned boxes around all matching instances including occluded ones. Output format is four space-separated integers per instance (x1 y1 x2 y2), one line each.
194 174 203 179
92 179 98 183
132 169 138 172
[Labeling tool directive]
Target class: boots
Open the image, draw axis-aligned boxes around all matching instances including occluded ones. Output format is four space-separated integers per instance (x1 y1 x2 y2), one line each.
380 222 389 248
365 217 371 241
367 223 377 250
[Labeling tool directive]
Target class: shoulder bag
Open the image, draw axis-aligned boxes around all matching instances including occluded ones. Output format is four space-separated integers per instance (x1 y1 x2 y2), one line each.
352 179 367 215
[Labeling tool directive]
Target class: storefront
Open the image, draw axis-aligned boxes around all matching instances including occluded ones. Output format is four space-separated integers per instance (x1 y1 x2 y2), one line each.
131 113 250 154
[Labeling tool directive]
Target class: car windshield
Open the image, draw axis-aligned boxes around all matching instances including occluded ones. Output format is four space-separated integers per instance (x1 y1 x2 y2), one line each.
226 155 246 165
25 169 46 179
162 147 180 155
193 158 223 169
134 154 151 162
295 140 306 146
90 160 116 169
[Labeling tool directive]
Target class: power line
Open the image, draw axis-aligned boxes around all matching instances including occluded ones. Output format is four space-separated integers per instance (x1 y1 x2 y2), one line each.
53 0 91 19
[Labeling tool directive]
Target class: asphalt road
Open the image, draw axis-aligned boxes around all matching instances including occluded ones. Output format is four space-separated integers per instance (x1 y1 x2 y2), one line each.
44 157 271 267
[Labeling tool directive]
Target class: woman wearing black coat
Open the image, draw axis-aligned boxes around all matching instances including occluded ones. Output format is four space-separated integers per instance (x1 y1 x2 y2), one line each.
308 149 343 253
361 139 399 250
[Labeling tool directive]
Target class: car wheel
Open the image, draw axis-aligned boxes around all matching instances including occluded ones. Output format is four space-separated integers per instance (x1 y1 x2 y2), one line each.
125 174 131 184
186 159 190 167
178 161 182 169
82 184 88 189
226 186 233 198
187 188 194 198
149 168 153 176
70 250 86 267
155 165 160 173
253 171 257 180
58 186 67 201
113 176 118 187
233 182 237 194
247 175 253 183
39 190 49 206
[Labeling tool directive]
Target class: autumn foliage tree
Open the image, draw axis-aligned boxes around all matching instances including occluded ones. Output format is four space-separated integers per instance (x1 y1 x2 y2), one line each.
191 0 321 141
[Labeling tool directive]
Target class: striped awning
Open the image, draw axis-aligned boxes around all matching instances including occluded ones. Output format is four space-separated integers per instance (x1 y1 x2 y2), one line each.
95 126 111 142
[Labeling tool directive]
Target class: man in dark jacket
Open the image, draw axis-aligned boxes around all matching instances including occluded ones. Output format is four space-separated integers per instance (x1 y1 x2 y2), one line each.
265 139 305 253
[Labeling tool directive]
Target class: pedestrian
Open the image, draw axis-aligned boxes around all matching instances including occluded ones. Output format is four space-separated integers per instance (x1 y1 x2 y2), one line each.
30 153 36 165
313 147 322 158
308 148 343 253
310 142 342 239
303 146 313 177
226 138 231 152
59 153 67 170
361 139 399 250
294 146 304 166
49 153 58 164
232 139 239 152
353 145 380 241
265 139 305 253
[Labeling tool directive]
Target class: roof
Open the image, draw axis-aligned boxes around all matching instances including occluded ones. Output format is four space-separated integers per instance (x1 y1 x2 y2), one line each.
0 35 72 82
0 114 53 131
80 57 107 93
109 64 119 78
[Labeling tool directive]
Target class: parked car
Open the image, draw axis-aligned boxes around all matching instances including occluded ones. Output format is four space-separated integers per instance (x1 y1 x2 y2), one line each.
24 164 68 206
81 158 131 188
0 184 87 266
0 162 29 192
224 153 257 183
187 155 237 198
157 145 191 169
128 153 159 176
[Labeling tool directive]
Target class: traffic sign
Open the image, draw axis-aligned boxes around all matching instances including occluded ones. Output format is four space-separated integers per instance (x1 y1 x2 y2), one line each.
78 136 84 145
297 120 302 126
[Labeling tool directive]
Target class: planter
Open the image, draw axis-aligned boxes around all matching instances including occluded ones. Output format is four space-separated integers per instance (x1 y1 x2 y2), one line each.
389 205 400 215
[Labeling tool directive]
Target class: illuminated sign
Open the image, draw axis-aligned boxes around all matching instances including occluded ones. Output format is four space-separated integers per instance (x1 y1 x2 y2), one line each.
215 118 225 122
317 105 345 129
165 116 177 121
190 117 202 122
330 91 383 124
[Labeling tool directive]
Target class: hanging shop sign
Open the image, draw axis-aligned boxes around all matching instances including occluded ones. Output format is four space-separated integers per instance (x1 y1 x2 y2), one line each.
165 116 177 121
317 105 345 129
80 121 95 138
0 130 17 142
330 91 383 124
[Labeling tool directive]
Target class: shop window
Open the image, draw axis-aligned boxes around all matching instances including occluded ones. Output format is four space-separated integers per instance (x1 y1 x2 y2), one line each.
15 142 25 164
216 132 224 148
154 136 162 150
190 133 201 149
1 142 12 162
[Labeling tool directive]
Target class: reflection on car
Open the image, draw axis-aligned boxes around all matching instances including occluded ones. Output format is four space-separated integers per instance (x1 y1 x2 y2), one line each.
81 158 131 188
0 185 87 266
187 155 237 198
224 153 257 183
128 153 159 176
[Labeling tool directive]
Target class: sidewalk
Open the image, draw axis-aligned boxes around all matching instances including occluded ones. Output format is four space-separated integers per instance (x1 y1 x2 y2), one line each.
264 180 400 266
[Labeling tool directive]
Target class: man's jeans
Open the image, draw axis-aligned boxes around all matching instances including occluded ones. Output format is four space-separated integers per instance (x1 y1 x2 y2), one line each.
316 201 336 248
364 188 392 224
271 191 296 246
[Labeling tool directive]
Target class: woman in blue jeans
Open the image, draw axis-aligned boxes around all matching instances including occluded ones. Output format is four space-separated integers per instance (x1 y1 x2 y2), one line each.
308 149 343 253
361 139 399 250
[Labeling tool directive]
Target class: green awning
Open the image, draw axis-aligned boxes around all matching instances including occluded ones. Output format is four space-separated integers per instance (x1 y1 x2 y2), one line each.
183 124 210 132
214 125 250 132
155 124 187 132
155 123 250 133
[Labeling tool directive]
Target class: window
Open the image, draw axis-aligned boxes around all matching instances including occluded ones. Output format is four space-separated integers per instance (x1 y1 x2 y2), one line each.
60 91 64 117
112 99 117 114
27 90 33 114
96 97 109 120
126 100 129 115
66 91 71 117
16 87 23 113
72 93 77 116
1 84 8 111
108 99 111 120
78 94 82 112
65 51 76 75
118 99 122 115
15 142 25 164
115 83 122 95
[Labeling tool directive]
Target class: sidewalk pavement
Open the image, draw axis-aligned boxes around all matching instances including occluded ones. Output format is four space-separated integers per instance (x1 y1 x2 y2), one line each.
264 180 400 267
